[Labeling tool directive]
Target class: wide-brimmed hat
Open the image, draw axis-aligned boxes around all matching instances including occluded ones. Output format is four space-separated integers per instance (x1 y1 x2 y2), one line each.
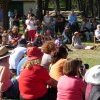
0 46 8 57
0 46 12 60
74 32 80 35
27 46 43 61
85 65 100 85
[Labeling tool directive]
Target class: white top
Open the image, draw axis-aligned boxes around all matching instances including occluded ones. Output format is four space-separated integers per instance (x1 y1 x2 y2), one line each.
25 19 37 30
9 46 27 69
41 53 51 71
95 29 100 38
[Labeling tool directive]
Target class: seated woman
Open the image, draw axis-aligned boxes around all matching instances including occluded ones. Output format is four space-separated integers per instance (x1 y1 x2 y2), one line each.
49 45 68 81
18 46 55 100
72 31 96 49
57 58 86 100
8 26 21 48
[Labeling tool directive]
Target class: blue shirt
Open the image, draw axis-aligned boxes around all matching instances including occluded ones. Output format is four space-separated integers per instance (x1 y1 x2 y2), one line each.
68 14 77 25
17 57 27 76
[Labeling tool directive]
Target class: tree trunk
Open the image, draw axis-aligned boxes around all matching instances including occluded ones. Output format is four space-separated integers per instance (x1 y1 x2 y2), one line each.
68 0 72 10
44 0 49 15
77 0 84 11
97 0 100 19
88 0 94 17
0 0 10 29
65 0 69 10
55 0 60 12
36 0 43 21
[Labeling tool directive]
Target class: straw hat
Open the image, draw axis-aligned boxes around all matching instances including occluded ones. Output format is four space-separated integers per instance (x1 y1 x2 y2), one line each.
0 46 8 57
85 65 100 85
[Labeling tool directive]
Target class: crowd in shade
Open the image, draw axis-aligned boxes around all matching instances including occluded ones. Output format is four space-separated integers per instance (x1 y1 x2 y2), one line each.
0 9 100 100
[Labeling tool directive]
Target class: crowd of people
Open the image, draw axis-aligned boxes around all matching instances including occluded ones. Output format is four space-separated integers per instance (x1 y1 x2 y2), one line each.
0 9 100 100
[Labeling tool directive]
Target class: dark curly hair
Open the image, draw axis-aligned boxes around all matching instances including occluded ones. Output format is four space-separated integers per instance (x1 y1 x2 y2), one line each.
51 45 68 64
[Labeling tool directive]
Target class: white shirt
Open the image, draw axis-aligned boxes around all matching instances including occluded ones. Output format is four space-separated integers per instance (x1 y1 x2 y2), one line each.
41 53 51 71
95 29 100 38
9 46 27 69
25 19 37 30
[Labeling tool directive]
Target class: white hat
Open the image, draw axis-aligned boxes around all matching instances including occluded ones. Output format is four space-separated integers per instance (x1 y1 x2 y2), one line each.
85 65 100 85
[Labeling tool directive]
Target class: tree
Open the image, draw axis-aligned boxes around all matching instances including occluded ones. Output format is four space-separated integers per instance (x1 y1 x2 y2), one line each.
44 0 49 15
0 0 10 29
97 0 100 19
55 0 60 12
36 0 43 20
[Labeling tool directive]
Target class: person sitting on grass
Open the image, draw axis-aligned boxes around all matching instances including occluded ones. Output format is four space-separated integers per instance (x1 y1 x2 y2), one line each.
72 31 96 49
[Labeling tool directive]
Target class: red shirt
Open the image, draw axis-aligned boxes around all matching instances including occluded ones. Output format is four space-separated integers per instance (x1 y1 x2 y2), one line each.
18 65 50 99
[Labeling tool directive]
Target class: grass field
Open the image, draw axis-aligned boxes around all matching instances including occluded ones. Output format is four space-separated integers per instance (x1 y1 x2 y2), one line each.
68 42 100 68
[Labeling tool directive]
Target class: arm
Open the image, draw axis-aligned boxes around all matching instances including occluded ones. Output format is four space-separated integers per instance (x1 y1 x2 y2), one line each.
72 36 75 46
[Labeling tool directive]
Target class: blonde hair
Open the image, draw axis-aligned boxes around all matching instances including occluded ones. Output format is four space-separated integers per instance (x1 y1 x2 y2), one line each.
23 59 41 69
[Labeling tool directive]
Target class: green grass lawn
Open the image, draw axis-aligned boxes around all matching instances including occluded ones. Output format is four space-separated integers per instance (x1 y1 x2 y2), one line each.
68 43 100 68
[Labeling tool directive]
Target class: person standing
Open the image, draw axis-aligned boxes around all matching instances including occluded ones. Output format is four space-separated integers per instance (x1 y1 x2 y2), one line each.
25 14 37 41
67 10 79 33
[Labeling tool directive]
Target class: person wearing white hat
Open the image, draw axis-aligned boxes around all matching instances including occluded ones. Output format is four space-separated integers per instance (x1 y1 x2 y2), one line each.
72 31 96 49
85 65 100 100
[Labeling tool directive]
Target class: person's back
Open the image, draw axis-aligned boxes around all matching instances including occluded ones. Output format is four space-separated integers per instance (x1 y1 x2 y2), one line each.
57 75 85 100
85 65 100 100
0 66 12 92
57 58 86 100
89 85 100 100
9 38 27 73
0 66 19 99
9 46 26 70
